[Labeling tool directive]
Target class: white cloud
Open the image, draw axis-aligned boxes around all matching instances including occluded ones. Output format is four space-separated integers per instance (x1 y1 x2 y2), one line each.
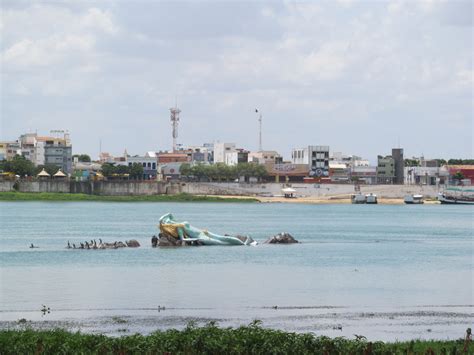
80 8 118 34
303 42 349 80
2 35 95 68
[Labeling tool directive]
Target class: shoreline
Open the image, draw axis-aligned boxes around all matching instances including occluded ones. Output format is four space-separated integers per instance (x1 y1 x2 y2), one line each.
0 191 442 204
213 194 440 205
0 192 258 203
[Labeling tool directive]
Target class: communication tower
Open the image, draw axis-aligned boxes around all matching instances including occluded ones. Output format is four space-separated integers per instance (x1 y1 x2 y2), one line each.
170 105 181 152
255 109 262 151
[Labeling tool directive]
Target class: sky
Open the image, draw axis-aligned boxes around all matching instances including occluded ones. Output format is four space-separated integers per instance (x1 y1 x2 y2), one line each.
1 0 473 161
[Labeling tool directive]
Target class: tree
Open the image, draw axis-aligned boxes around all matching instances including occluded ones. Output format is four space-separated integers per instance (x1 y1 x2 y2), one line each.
180 163 192 178
72 154 91 162
101 163 117 177
1 155 35 176
453 172 464 181
435 159 447 166
404 159 420 167
129 163 144 179
448 159 474 165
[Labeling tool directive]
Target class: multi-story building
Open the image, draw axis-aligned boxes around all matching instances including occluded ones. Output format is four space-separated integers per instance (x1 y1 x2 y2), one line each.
351 166 377 184
223 149 250 166
213 142 236 164
329 162 350 182
0 143 6 161
291 145 330 178
377 155 395 184
392 148 404 184
0 141 20 161
248 150 281 165
19 133 39 165
404 165 449 185
44 143 72 174
14 132 72 174
180 145 214 164
126 156 158 180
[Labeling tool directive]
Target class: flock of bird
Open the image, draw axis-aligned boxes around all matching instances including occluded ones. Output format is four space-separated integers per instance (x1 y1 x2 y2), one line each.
66 239 127 249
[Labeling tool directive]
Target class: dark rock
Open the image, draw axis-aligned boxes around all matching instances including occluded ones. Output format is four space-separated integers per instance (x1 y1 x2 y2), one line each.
116 241 127 248
126 239 140 248
158 233 184 247
235 235 249 243
264 232 298 244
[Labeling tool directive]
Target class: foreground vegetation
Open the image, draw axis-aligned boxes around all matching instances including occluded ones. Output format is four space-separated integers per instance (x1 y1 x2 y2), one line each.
0 192 258 203
0 324 469 355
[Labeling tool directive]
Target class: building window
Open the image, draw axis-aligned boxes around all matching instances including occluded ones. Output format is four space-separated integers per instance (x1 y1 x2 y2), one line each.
142 163 146 167
152 163 156 169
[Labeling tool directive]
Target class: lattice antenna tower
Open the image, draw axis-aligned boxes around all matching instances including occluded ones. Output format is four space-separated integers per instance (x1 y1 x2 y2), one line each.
170 104 181 152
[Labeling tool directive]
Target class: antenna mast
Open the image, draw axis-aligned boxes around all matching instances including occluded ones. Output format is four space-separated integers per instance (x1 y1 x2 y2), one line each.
256 109 262 151
170 104 181 153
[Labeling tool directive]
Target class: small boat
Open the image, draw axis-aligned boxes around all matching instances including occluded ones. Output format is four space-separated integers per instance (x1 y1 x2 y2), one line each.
351 193 366 204
365 193 378 204
438 192 474 205
404 194 424 204
282 187 297 198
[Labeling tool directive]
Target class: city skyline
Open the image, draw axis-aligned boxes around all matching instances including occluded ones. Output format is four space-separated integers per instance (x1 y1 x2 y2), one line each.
2 1 472 160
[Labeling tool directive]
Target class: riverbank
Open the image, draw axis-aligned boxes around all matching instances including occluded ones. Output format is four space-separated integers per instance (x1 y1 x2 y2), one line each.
0 191 442 204
209 194 440 204
0 192 259 203
0 326 468 354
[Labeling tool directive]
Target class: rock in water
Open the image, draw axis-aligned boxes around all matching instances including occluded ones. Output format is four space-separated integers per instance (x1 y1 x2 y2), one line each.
157 233 184 247
126 239 140 248
264 232 298 244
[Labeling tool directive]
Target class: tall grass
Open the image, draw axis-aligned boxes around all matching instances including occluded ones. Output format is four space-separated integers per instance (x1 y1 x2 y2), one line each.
0 324 468 355
0 192 258 203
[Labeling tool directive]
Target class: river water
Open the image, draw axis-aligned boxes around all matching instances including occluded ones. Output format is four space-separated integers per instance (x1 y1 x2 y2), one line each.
0 201 472 341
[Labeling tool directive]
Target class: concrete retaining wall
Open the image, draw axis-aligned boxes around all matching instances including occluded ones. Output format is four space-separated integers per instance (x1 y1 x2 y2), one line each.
0 180 441 198
182 182 441 198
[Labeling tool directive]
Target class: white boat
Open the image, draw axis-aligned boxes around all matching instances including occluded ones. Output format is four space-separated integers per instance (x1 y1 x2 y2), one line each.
282 187 297 198
404 194 424 204
365 193 378 204
351 193 366 204
438 192 474 205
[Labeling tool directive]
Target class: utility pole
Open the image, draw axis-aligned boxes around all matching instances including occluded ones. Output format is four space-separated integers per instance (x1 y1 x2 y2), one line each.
255 109 262 151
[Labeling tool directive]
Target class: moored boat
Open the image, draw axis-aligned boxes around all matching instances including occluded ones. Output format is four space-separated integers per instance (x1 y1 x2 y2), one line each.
365 193 378 204
404 194 424 204
351 193 366 204
438 193 474 205
438 187 474 205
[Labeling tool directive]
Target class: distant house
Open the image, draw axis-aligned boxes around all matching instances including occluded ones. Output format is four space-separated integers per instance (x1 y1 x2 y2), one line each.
446 165 474 185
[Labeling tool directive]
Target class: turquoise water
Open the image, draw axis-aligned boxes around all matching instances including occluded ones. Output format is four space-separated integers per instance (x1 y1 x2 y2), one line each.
0 202 472 340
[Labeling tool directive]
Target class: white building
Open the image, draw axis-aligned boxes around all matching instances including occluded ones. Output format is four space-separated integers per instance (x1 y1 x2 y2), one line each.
404 166 449 185
213 142 236 164
224 151 238 166
291 145 330 177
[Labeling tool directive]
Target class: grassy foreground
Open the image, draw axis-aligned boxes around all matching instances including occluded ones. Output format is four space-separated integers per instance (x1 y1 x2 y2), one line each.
0 325 469 355
0 192 258 203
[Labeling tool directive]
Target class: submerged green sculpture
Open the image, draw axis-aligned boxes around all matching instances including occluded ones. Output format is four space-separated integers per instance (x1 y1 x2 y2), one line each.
159 213 257 246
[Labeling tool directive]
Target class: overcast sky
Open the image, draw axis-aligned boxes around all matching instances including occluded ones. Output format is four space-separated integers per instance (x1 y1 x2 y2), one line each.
1 0 472 161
